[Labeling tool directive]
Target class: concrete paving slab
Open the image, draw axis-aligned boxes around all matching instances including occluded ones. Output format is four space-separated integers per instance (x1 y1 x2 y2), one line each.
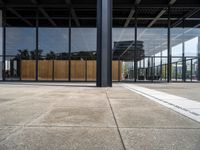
120 128 200 150
138 83 200 102
0 126 19 142
0 127 124 150
110 99 160 108
107 91 146 99
31 107 116 127
63 94 108 101
0 98 15 104
113 106 200 128
122 84 200 122
0 82 199 150
55 98 109 108
0 105 47 126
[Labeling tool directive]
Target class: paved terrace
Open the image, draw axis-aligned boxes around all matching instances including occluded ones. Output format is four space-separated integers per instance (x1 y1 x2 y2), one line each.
0 82 200 150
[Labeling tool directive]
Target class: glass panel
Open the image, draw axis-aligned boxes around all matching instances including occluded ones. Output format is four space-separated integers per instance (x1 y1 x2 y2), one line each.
6 28 36 80
193 58 198 81
112 28 135 81
137 28 167 81
186 59 192 81
5 7 36 80
38 28 69 81
71 28 97 81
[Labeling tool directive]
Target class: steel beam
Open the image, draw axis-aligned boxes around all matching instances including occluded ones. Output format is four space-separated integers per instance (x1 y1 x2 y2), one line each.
146 0 176 28
7 8 33 26
147 9 167 27
123 0 141 27
65 0 80 27
39 7 57 27
30 0 57 27
96 0 112 87
1 4 200 9
172 8 200 27
124 8 135 27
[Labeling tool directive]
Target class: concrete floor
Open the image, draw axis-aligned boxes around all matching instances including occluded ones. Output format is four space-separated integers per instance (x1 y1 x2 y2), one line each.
137 83 200 102
0 82 200 150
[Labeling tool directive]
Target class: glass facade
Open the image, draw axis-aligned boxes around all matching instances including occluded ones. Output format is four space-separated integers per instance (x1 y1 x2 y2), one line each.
0 1 199 83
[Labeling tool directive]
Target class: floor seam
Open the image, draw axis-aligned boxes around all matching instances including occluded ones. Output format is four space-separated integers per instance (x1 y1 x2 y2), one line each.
0 100 57 144
122 84 200 123
105 89 127 150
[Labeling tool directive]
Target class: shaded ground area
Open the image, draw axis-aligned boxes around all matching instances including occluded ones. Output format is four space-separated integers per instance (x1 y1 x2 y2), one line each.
0 82 199 150
137 83 200 102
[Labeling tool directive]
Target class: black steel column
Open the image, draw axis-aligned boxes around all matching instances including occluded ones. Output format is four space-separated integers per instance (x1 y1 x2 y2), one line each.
96 0 112 87
68 6 71 82
197 36 200 81
191 59 192 82
36 8 39 81
2 7 6 81
160 51 163 80
182 20 186 82
134 7 138 82
167 6 171 82
151 56 153 82
175 62 177 81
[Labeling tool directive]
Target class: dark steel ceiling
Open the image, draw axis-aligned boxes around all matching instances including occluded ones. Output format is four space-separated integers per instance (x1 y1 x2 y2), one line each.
0 0 200 27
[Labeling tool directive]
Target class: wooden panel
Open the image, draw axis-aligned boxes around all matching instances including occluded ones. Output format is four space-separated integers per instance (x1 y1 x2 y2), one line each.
54 60 69 80
112 60 122 81
71 60 86 81
21 60 36 80
21 60 122 81
87 60 96 81
119 61 122 81
38 60 53 80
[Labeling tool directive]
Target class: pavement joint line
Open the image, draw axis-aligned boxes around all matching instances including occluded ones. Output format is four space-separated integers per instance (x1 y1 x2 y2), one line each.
122 84 200 123
0 101 58 144
1 124 200 129
53 106 110 108
6 125 118 129
105 88 127 150
0 126 22 143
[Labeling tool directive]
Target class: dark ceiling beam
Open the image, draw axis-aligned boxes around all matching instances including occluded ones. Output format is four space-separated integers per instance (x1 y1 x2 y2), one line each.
5 17 199 21
65 0 80 27
172 8 200 27
7 8 33 26
0 0 4 5
1 4 200 9
147 0 176 27
30 0 57 27
39 7 57 27
30 0 37 5
124 0 142 27
147 9 167 27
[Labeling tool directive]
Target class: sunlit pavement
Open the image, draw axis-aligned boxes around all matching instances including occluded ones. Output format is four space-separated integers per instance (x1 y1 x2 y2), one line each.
0 82 200 150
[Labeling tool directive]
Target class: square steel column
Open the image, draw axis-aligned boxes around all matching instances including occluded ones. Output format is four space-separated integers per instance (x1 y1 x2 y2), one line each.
198 36 200 81
2 7 6 81
167 6 171 82
182 20 186 82
134 7 138 82
96 0 112 87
